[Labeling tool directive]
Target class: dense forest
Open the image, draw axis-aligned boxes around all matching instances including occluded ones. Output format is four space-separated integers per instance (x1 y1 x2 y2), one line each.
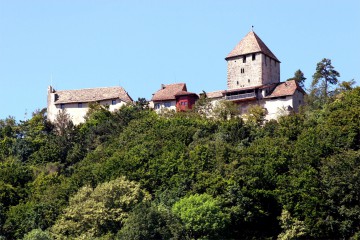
1 63 360 239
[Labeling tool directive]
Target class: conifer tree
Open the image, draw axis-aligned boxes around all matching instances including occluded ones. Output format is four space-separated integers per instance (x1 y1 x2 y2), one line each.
287 69 306 88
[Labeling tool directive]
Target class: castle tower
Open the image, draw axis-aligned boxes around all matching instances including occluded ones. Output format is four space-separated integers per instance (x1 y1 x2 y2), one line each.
225 31 280 90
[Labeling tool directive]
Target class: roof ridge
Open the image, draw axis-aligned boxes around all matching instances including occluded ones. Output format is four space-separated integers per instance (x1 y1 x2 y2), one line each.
164 83 186 86
56 86 124 92
251 32 262 53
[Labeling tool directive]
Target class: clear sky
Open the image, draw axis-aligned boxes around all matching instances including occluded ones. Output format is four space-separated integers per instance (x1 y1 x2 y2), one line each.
0 0 359 121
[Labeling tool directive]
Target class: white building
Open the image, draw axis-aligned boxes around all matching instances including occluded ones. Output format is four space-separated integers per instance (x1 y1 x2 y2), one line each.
47 86 133 125
150 83 198 113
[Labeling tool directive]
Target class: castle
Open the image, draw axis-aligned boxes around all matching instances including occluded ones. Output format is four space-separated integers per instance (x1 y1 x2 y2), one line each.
47 30 305 124
150 30 305 120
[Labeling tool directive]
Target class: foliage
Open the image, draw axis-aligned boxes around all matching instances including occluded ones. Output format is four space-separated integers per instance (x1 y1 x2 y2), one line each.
3 201 55 239
117 203 183 240
51 176 150 239
194 91 214 118
172 193 230 239
309 58 340 108
244 105 266 126
287 69 306 88
22 229 52 240
1 83 360 239
277 209 306 240
212 100 240 120
53 109 74 136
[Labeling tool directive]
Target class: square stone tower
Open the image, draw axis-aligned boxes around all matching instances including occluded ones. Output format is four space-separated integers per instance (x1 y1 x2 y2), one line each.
225 31 280 89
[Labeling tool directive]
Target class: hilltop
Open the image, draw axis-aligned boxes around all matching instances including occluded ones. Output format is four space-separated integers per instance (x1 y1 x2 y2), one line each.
0 85 360 239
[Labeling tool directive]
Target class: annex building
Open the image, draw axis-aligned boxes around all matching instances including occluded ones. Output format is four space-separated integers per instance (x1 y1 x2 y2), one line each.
150 83 199 112
47 86 133 125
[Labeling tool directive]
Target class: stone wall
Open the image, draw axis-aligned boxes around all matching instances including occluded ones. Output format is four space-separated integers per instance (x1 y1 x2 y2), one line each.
227 53 262 89
261 54 280 85
227 53 280 90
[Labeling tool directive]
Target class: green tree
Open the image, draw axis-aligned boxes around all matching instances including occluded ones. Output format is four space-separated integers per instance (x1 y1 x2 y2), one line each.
135 97 149 110
310 58 340 105
172 193 230 239
53 109 74 136
287 69 306 88
51 176 150 239
244 105 266 126
212 100 240 121
333 79 357 98
22 229 52 240
14 109 52 161
194 91 214 118
117 203 183 240
3 201 52 239
0 116 17 158
320 150 360 239
277 209 306 240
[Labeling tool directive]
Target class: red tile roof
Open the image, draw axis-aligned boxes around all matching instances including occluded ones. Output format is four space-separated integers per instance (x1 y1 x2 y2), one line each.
54 86 133 104
265 80 305 98
225 31 279 62
151 83 187 101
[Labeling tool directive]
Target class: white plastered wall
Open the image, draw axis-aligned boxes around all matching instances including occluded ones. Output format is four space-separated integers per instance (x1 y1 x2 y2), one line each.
48 98 128 125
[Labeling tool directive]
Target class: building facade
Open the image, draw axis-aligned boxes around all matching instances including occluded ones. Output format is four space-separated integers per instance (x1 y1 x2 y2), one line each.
205 30 305 120
150 83 198 112
47 86 133 125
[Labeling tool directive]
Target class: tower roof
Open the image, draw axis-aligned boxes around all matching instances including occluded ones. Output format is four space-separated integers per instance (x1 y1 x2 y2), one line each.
225 31 279 62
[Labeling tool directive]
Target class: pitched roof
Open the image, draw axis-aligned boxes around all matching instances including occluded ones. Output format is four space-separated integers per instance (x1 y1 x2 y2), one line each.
151 83 187 101
204 90 224 99
225 31 279 62
265 80 305 98
54 86 133 104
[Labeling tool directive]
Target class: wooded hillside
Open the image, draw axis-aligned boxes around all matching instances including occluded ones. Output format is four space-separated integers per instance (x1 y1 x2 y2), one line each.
1 86 360 239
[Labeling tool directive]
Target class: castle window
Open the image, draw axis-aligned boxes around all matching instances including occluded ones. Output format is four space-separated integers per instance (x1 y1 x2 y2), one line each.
252 53 256 60
248 79 250 83
155 103 160 109
237 81 239 85
78 103 83 108
243 56 246 63
60 104 65 109
112 100 116 105
164 102 171 108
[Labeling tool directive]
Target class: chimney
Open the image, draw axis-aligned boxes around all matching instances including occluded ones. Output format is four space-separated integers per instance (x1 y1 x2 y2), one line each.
48 85 55 93
161 84 165 89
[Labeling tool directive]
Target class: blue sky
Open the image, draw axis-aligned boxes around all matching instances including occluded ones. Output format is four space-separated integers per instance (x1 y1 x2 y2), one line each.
0 0 359 121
